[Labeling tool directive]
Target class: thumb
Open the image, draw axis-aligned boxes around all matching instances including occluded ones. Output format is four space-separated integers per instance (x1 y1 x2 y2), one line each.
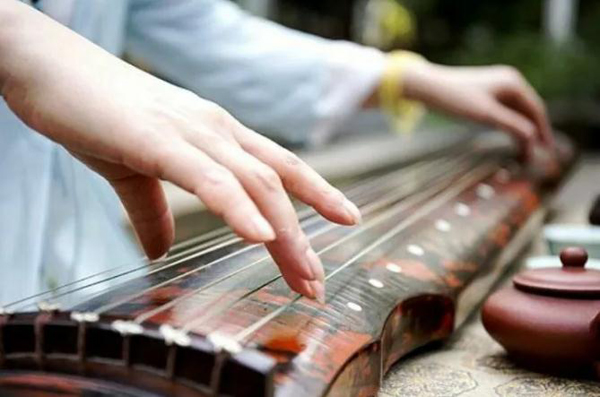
110 175 175 260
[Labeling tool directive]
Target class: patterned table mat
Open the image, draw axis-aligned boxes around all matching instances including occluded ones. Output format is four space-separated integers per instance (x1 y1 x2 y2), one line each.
379 309 599 397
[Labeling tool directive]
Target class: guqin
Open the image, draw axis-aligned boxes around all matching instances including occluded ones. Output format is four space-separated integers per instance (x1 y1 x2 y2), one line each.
0 131 574 396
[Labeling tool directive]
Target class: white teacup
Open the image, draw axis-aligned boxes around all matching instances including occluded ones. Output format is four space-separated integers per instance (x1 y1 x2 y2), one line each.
526 255 600 270
543 224 600 259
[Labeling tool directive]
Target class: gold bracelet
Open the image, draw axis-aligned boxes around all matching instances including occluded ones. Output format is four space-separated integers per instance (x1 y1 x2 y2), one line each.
379 50 426 134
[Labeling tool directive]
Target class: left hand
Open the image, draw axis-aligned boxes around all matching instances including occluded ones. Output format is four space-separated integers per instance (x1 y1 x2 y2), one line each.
403 62 554 159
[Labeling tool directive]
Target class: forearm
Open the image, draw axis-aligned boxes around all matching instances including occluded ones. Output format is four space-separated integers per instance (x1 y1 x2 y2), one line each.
126 0 385 144
0 1 153 152
0 1 34 92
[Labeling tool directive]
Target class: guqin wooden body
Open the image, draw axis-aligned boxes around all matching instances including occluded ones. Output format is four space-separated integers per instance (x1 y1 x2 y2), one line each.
0 132 574 397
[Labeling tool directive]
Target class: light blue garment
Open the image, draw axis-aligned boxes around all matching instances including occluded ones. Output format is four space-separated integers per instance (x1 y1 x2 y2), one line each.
126 0 333 145
0 0 382 305
0 1 137 306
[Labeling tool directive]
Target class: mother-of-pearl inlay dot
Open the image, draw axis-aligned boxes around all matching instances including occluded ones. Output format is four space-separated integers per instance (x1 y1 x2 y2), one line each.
435 219 451 232
476 183 495 199
454 202 471 217
386 263 402 273
407 244 424 257
368 278 384 288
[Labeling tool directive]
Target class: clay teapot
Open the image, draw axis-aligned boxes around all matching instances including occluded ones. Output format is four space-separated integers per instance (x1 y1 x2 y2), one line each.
482 247 600 378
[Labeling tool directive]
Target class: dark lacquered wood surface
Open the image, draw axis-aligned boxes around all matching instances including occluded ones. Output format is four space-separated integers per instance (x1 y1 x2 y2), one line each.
0 135 575 397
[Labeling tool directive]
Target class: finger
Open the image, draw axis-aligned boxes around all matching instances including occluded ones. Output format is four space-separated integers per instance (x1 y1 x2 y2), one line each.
110 175 174 260
278 265 316 299
150 142 276 243
199 139 324 285
273 244 326 303
233 128 361 225
484 99 537 161
498 81 555 148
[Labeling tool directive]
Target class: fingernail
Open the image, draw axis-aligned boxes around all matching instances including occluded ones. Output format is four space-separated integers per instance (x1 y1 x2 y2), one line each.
310 280 326 304
301 280 316 299
251 215 276 241
343 198 362 224
157 252 168 261
305 248 324 281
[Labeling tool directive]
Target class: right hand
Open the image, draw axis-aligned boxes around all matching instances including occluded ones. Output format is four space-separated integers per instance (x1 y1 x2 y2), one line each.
401 61 555 160
0 2 361 301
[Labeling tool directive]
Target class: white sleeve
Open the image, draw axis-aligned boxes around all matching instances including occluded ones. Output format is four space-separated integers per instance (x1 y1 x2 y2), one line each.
126 0 385 147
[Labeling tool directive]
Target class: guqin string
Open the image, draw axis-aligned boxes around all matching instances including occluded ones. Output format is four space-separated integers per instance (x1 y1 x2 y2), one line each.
0 155 439 312
134 158 465 325
1 150 472 319
230 162 496 345
70 153 475 319
174 162 475 334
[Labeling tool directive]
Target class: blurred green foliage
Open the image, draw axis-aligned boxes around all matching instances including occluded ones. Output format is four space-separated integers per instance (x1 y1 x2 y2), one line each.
400 0 600 100
259 0 600 100
450 33 600 100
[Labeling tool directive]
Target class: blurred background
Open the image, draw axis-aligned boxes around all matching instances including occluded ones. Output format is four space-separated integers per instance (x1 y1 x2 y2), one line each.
236 0 600 149
159 0 600 242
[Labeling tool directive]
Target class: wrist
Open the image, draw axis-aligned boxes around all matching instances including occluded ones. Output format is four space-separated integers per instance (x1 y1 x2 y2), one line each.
376 51 428 133
401 60 441 103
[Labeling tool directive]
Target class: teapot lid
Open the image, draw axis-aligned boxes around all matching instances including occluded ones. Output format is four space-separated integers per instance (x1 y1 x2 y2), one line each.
513 247 600 298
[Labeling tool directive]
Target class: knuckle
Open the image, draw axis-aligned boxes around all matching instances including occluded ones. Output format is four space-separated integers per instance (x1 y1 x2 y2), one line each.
208 103 232 124
199 167 236 192
499 65 523 85
250 166 282 192
200 99 224 114
276 225 304 246
283 151 302 167
147 143 177 177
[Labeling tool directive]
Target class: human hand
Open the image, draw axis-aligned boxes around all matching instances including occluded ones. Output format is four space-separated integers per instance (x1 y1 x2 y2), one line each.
0 2 361 301
403 62 554 159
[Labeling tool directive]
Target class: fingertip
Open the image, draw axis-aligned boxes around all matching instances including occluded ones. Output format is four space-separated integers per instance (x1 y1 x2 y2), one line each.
146 246 169 261
319 211 356 226
342 198 362 224
317 196 362 226
250 214 277 241
227 213 276 244
310 280 326 304
138 210 175 260
285 276 316 299
143 236 172 261
267 238 323 283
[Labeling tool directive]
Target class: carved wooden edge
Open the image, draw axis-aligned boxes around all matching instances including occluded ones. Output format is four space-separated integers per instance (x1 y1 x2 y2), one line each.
0 312 276 397
323 294 455 397
319 145 579 397
319 207 555 397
